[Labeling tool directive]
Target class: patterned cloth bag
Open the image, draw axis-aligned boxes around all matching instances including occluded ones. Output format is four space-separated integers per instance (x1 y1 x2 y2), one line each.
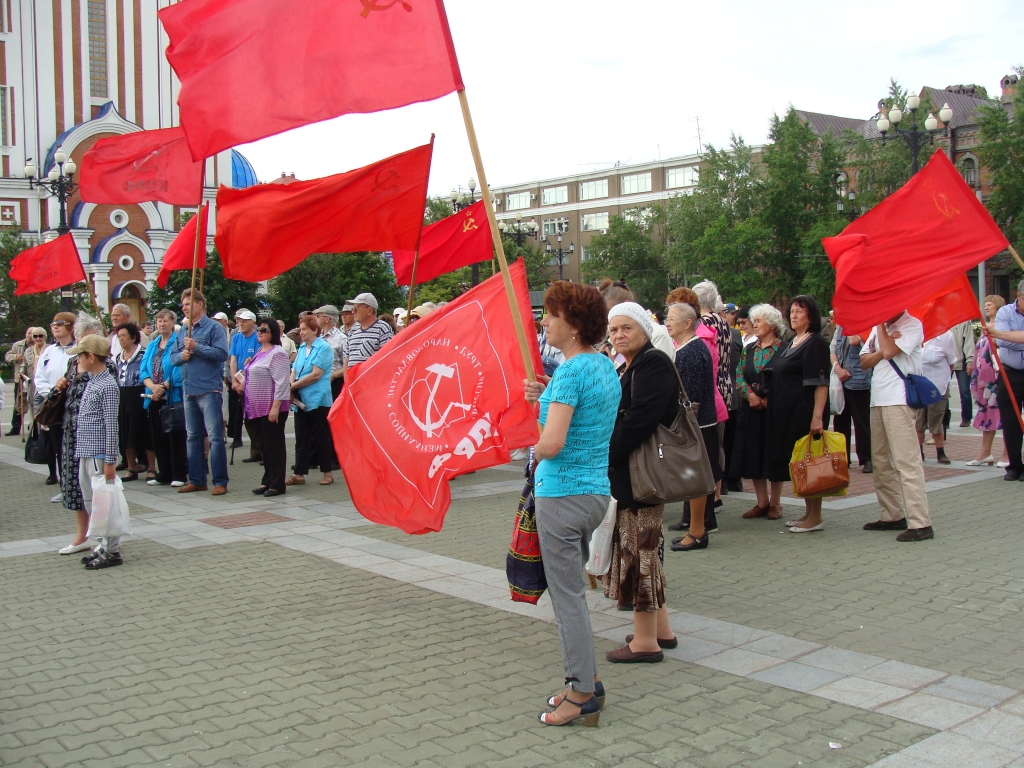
506 449 547 604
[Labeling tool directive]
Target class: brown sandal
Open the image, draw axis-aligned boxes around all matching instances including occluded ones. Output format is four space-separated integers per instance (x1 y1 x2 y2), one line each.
285 475 305 486
319 475 334 486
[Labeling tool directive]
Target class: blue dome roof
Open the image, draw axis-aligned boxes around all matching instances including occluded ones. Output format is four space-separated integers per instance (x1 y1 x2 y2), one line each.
231 150 259 188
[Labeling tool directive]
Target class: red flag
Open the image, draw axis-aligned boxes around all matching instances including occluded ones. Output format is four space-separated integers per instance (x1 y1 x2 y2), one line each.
392 200 493 286
8 234 86 295
330 259 542 534
908 274 979 341
215 143 432 282
824 151 1007 334
156 203 209 288
79 127 204 206
159 0 464 160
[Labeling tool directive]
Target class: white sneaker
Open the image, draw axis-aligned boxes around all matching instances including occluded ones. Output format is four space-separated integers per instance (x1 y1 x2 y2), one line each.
170 480 185 487
997 461 1011 469
965 456 995 466
58 541 94 555
50 493 61 503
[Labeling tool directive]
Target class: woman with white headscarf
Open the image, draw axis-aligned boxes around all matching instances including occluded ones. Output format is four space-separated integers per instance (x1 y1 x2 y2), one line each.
603 302 680 664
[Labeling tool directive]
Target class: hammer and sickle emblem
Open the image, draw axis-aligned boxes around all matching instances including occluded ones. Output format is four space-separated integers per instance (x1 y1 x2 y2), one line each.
462 212 479 234
407 364 471 438
133 147 166 173
372 167 401 193
360 0 412 18
933 193 960 221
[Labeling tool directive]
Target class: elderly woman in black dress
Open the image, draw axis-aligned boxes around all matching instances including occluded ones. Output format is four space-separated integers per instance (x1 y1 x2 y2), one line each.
767 296 831 532
732 304 788 521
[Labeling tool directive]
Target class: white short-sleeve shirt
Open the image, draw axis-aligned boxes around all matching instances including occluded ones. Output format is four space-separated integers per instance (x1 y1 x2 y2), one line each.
861 312 924 407
920 331 956 396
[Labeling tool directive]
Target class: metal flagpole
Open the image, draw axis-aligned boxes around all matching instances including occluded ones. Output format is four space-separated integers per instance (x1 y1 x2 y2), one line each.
457 89 536 383
406 252 420 318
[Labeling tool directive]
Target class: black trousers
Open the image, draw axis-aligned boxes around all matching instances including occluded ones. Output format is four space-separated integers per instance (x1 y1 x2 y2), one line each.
227 387 243 441
254 412 288 492
45 423 60 479
997 366 1024 472
149 402 188 484
293 406 333 475
832 387 872 466
243 417 263 460
722 410 738 480
9 382 22 432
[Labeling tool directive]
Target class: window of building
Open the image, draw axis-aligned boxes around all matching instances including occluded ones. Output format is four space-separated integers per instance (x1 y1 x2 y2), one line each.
579 179 608 201
623 207 650 223
88 0 108 98
581 212 609 231
0 87 8 147
542 185 568 205
579 247 590 263
506 191 531 210
543 217 569 236
621 172 651 195
666 166 698 189
960 157 978 188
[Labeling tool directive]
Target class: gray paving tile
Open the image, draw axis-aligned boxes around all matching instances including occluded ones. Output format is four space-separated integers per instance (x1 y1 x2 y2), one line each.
799 646 887 675
860 660 949 690
739 633 823 660
1001 695 1024 717
692 623 774 647
668 611 735 636
865 753 938 768
748 662 846 693
923 675 1019 708
697 648 783 677
953 709 1024 751
900 731 1020 768
877 693 986 730
663 637 731 663
809 676 913 710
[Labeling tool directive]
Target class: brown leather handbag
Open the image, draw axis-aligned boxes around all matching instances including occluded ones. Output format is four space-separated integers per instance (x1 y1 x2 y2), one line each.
790 432 849 497
628 354 716 505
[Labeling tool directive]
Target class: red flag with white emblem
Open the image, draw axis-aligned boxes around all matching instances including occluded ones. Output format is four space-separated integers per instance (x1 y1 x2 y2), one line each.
329 259 542 534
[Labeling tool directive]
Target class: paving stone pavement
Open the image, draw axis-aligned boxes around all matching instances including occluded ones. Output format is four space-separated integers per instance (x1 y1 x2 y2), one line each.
2 385 1023 767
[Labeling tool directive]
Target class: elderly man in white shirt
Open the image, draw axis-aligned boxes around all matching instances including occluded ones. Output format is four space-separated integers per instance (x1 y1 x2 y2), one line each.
917 330 957 465
859 311 933 542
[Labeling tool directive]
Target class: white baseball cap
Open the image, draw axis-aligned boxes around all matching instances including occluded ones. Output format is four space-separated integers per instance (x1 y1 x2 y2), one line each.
349 293 378 310
235 309 257 322
212 312 229 321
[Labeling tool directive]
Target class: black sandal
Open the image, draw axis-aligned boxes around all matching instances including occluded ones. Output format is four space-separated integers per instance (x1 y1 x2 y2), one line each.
84 551 123 569
121 471 138 482
538 694 600 727
146 470 158 482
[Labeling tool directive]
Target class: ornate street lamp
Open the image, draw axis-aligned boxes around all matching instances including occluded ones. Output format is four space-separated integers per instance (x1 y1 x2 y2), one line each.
450 177 483 286
545 234 575 281
498 211 538 247
25 149 77 310
835 171 858 222
876 94 953 174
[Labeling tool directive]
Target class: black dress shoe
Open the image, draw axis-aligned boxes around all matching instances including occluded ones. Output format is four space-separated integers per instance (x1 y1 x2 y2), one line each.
1005 469 1022 481
862 461 873 473
252 486 268 495
5 428 19 436
45 475 58 485
242 457 262 463
671 533 708 551
720 485 729 496
713 499 723 509
667 519 689 531
863 518 908 531
727 479 744 493
896 526 934 542
263 489 283 497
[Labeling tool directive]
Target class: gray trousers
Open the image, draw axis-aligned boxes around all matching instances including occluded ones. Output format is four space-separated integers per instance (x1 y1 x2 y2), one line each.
535 494 610 694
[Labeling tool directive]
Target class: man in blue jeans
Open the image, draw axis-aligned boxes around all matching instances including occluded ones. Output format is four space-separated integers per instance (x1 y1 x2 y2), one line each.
170 288 230 495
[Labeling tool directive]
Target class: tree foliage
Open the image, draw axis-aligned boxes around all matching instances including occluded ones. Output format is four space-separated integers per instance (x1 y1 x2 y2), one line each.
146 248 269 319
978 65 1024 258
581 208 669 309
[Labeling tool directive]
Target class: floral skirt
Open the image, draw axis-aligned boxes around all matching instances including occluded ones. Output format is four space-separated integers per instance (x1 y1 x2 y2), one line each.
603 504 666 613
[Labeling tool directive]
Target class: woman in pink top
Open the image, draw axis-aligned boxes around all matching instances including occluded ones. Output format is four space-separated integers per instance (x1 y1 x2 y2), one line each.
244 318 292 497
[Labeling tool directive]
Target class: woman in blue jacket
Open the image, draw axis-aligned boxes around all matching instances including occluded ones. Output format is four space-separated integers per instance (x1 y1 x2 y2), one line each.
141 309 187 486
287 316 336 487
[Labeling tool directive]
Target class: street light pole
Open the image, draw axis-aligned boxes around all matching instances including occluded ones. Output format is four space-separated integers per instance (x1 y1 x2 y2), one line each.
498 211 538 248
544 234 575 281
876 94 953 174
25 150 77 311
450 177 480 286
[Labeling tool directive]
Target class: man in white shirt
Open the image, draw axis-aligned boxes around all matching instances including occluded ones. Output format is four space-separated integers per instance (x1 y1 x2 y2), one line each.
107 303 147 355
859 311 933 542
917 331 956 465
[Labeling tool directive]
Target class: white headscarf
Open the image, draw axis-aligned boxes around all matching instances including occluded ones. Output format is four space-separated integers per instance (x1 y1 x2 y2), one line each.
608 302 654 341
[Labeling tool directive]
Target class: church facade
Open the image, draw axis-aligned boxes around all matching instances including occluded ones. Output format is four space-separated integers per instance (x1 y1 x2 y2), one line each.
0 0 258 320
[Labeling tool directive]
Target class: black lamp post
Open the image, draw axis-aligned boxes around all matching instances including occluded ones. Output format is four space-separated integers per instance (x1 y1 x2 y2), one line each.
25 150 77 310
545 234 575 281
876 94 953 174
835 172 859 222
450 178 481 286
498 212 538 247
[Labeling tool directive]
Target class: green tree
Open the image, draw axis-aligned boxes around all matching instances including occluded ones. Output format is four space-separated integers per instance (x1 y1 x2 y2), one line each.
978 65 1024 257
269 251 402 326
581 208 669 309
146 248 268 319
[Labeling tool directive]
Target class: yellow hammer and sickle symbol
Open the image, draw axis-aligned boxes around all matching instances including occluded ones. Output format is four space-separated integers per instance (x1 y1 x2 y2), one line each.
462 213 479 234
360 0 413 18
933 193 960 221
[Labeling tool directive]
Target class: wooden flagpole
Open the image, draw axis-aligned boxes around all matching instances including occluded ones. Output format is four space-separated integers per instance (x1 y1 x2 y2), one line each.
1008 245 1024 273
978 304 1024 435
186 203 205 339
85 274 106 335
457 89 536 383
406 252 420 318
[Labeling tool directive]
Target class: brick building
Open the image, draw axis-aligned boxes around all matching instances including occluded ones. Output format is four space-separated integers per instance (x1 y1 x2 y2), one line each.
0 0 258 321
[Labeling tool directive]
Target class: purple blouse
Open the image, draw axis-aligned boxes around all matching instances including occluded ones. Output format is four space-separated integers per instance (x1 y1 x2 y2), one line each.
244 346 291 419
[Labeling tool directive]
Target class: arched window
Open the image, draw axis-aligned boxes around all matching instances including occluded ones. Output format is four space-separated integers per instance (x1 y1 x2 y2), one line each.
960 157 978 188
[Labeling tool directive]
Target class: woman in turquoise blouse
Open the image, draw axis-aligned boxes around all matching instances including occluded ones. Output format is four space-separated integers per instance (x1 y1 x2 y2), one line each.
287 316 336 487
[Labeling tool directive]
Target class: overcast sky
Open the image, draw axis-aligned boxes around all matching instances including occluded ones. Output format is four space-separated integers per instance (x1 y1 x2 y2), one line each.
237 0 1024 197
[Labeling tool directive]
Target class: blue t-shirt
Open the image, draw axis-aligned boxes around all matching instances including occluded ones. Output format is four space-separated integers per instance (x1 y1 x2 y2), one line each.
535 353 620 498
230 330 260 370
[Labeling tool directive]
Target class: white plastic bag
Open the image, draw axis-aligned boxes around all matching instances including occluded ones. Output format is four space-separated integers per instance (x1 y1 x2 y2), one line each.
829 369 846 415
87 475 132 539
585 496 617 576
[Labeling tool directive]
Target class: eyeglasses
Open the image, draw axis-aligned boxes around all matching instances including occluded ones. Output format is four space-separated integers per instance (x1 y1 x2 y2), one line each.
32 334 46 339
50 321 68 327
257 328 270 333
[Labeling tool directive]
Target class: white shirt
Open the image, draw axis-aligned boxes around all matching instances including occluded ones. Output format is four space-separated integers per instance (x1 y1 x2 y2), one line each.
920 331 956 396
33 342 74 399
109 330 148 357
650 323 676 359
861 313 924 407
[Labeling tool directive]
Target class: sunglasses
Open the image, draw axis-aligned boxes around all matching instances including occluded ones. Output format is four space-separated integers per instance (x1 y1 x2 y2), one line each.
33 334 46 339
257 327 271 333
50 321 68 327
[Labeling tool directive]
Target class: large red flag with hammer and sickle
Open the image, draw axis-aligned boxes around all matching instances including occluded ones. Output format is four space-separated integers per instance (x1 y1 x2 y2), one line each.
159 0 464 160
329 259 542 535
79 127 204 206
392 200 493 285
8 234 86 296
215 143 432 282
824 151 1007 336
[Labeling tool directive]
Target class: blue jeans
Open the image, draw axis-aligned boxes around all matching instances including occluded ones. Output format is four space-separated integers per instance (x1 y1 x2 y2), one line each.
184 392 228 488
